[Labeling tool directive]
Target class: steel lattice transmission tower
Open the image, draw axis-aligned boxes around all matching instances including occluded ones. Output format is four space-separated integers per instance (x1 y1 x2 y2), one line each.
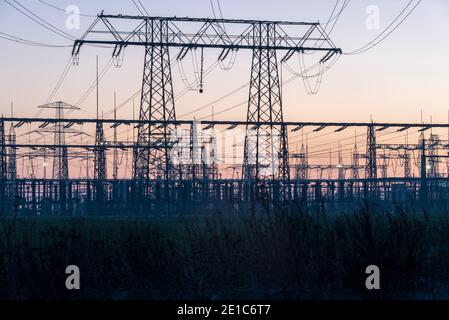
243 25 286 184
428 134 440 178
0 119 6 208
94 121 107 180
7 123 16 180
0 119 6 181
365 124 377 179
134 25 177 181
401 151 411 178
293 143 308 180
352 143 360 180
72 13 341 189
365 124 377 197
38 102 80 179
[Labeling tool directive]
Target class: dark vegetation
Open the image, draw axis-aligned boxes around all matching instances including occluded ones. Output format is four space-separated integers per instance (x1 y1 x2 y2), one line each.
1 204 449 299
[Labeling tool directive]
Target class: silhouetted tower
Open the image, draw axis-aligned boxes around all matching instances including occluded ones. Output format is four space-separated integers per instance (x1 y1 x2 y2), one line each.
402 151 411 178
93 56 107 181
207 126 219 180
365 124 377 179
133 22 177 181
7 123 16 180
380 152 388 178
428 134 440 178
352 143 360 180
337 143 344 180
190 119 201 180
0 118 6 208
38 101 79 179
325 149 333 179
402 132 411 178
418 132 425 175
113 92 118 179
420 137 427 178
94 121 107 180
242 24 289 200
0 118 6 180
294 143 308 180
419 136 428 203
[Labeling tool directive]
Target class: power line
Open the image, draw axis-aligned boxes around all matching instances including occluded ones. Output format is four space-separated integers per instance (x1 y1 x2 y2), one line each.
37 0 96 17
344 0 422 55
322 0 340 28
325 0 350 36
131 0 145 15
137 0 150 15
178 82 248 118
75 58 114 107
45 56 74 103
0 30 71 47
216 0 224 19
194 55 340 120
209 0 217 19
4 0 76 40
100 56 337 143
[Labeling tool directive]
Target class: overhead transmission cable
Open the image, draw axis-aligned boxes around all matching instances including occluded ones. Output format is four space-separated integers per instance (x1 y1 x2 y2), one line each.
131 0 149 16
0 30 71 47
45 56 73 103
137 0 150 15
5 0 108 48
75 58 114 107
325 0 350 36
4 0 76 40
304 0 350 53
194 55 340 120
37 0 96 17
344 0 422 55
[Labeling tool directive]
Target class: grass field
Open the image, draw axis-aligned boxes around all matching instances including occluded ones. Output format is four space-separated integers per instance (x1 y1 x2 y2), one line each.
1 204 449 299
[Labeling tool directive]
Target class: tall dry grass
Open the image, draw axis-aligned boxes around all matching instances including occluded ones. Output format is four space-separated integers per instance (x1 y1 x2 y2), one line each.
0 203 448 299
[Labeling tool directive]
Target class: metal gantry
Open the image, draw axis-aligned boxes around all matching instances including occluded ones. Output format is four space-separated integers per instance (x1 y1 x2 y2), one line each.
1 116 449 215
37 101 80 180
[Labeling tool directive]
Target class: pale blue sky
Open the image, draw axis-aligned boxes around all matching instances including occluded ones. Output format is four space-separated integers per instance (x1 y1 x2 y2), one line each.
0 0 447 124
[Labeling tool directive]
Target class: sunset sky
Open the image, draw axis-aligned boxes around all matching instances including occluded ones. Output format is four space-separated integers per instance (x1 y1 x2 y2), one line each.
0 0 448 178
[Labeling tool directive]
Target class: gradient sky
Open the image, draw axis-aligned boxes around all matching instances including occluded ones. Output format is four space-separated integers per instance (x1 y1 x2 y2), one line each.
0 0 448 178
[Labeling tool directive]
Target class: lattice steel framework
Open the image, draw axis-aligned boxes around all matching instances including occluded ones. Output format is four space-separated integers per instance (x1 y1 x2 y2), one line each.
37 102 79 180
133 20 177 181
401 151 411 178
94 121 107 180
0 119 5 209
352 144 360 180
0 119 6 180
294 143 308 180
54 108 68 180
7 123 16 180
428 134 440 178
365 125 377 179
243 30 283 177
242 24 290 202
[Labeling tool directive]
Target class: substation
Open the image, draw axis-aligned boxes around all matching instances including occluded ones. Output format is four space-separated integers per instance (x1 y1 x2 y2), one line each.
1 13 448 216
